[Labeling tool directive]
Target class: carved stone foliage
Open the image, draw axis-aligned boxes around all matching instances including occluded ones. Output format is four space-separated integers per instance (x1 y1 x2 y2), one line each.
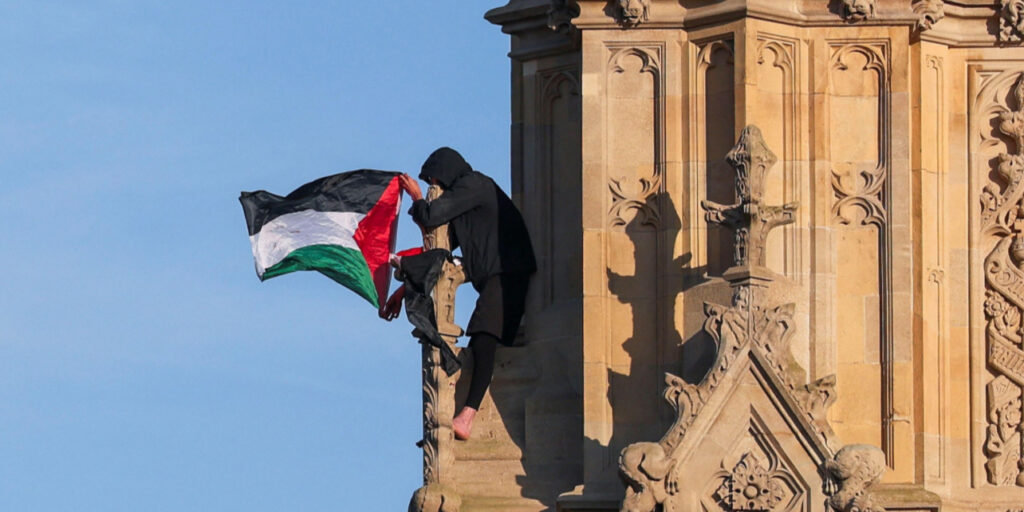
839 0 876 22
610 175 661 228
615 0 650 27
984 376 1024 486
606 45 663 229
617 127 867 512
830 44 888 227
1001 0 1024 43
979 72 1024 487
913 0 945 31
823 445 886 512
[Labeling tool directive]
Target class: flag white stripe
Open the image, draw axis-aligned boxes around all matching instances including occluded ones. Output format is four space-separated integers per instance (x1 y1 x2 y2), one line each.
249 210 365 275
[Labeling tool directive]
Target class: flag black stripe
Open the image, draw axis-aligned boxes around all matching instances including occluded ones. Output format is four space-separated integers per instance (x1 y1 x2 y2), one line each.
239 169 400 236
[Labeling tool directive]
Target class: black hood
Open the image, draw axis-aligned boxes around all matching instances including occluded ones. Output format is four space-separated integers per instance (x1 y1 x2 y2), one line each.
419 147 472 188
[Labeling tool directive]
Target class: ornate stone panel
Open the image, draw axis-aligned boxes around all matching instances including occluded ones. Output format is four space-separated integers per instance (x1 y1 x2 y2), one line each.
538 67 582 306
754 33 803 280
827 40 895 465
600 38 671 481
617 126 885 512
692 37 736 276
974 67 1024 488
606 44 663 229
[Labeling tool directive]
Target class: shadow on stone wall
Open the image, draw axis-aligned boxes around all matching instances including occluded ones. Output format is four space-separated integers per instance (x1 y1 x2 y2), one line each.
446 190 728 508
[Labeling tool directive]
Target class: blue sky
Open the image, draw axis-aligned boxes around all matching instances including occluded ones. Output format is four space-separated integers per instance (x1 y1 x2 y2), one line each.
0 2 510 510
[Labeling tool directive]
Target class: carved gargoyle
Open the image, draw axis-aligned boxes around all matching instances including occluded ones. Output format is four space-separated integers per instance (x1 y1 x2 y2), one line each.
824 445 886 512
840 0 875 22
616 0 650 27
1002 0 1024 43
913 0 944 31
619 442 674 512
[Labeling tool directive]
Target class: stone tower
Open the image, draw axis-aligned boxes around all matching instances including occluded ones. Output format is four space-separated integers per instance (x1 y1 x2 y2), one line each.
411 1 1024 511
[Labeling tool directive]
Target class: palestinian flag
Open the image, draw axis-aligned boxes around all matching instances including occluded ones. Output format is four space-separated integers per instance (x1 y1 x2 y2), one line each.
240 170 402 308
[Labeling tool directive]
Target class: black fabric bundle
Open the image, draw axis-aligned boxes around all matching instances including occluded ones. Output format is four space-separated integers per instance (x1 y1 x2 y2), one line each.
397 249 461 376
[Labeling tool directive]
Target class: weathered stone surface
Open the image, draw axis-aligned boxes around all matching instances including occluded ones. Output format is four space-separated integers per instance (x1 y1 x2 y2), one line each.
405 1 1024 510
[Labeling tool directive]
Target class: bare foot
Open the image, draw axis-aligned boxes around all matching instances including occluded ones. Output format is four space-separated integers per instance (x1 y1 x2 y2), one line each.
453 406 477 441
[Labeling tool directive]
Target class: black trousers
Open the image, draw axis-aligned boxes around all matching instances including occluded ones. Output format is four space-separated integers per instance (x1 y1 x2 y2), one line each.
463 273 530 410
466 333 498 410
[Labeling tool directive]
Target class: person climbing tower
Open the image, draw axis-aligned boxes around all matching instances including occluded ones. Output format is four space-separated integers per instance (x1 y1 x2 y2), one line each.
380 146 536 440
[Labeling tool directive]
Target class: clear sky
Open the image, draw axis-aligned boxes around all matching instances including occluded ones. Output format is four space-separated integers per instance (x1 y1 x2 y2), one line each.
1 2 511 510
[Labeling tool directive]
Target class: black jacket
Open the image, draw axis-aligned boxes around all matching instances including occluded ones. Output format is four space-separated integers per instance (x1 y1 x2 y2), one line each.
410 147 536 290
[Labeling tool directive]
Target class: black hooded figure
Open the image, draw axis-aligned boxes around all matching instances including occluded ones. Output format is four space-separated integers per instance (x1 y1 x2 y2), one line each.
395 147 536 440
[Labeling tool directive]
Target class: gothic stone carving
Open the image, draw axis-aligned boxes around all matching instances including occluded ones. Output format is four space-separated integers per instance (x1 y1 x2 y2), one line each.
616 0 650 27
980 73 1024 487
840 0 876 22
607 45 663 229
1001 0 1024 43
913 0 945 31
715 453 786 511
701 125 798 269
411 185 465 512
830 43 888 227
823 445 886 512
610 175 661 228
984 376 1024 486
618 127 871 512
547 0 577 33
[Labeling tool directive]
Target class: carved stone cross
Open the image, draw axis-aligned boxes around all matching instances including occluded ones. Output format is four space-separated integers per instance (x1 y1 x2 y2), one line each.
701 125 798 282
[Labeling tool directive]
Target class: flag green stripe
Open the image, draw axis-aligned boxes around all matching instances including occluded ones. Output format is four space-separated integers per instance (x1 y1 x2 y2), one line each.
261 244 379 307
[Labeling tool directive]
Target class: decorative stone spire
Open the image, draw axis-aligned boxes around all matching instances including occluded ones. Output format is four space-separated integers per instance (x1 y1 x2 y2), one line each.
617 126 884 512
701 125 798 283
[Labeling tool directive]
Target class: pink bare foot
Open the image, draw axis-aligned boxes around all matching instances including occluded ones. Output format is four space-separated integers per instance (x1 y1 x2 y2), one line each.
453 406 477 441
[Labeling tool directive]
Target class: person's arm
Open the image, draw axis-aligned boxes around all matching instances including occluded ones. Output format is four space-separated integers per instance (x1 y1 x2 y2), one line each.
399 173 484 229
379 284 405 321
409 183 485 228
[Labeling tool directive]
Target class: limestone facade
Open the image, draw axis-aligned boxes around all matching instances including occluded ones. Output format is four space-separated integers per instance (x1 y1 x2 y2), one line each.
409 1 1024 511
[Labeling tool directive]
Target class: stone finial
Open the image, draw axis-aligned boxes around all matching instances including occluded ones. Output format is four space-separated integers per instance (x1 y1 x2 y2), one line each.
840 0 876 22
824 445 886 512
702 125 798 274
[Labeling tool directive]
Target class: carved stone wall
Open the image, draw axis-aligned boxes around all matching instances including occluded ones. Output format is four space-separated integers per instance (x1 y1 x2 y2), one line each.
477 2 1024 511
973 65 1024 493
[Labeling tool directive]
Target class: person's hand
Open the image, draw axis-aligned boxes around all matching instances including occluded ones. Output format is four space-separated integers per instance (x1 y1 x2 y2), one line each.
379 286 405 321
399 173 423 201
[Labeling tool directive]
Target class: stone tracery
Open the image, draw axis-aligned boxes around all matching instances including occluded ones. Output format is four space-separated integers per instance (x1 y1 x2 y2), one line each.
617 126 883 512
981 73 1024 487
